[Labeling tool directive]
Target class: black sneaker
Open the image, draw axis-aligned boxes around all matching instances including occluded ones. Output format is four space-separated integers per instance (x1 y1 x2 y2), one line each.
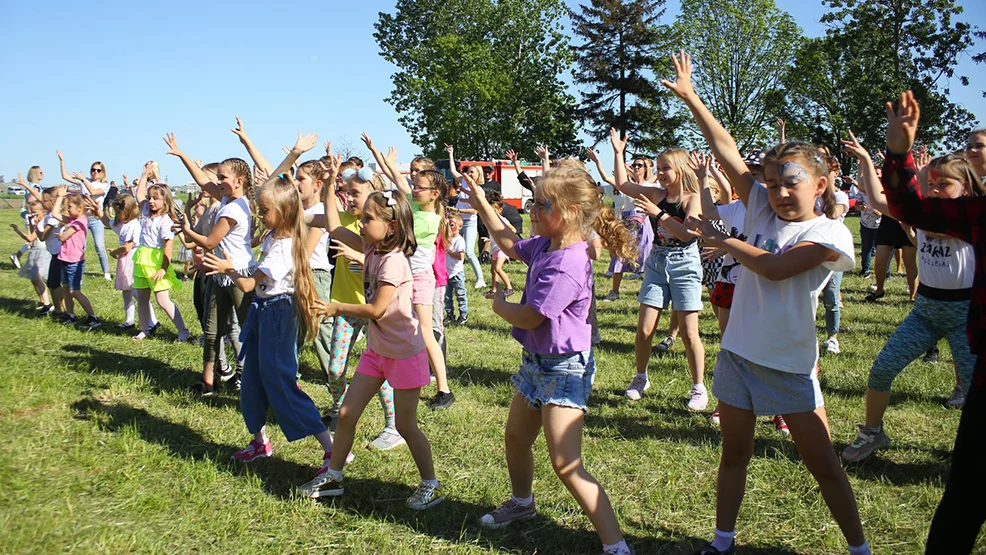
51 311 66 321
923 346 940 364
37 304 54 315
697 541 735 555
193 380 215 397
147 322 162 336
428 390 456 411
455 315 468 326
82 315 102 329
61 314 79 325
655 336 675 353
229 372 242 392
217 365 236 383
445 311 455 323
321 407 339 432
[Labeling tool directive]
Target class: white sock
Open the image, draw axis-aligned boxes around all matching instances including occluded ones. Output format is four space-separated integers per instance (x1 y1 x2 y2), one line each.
422 478 439 487
848 541 871 555
326 468 343 481
711 529 735 551
602 540 630 555
17 244 29 255
694 383 707 392
510 494 533 506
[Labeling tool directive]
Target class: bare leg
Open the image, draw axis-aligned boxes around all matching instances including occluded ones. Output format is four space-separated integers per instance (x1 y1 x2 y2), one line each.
785 407 866 547
678 310 705 385
503 392 543 498
714 402 757 533
414 304 449 394
610 272 624 295
330 372 383 471
543 404 624 544
864 388 892 429
393 387 436 481
634 304 662 375
668 310 680 341
71 290 95 317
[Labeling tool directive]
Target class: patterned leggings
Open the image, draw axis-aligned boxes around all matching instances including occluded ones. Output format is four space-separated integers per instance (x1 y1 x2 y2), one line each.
327 314 395 429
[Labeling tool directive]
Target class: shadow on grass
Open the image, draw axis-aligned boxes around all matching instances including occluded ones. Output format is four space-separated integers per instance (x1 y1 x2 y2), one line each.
61 343 239 409
842 455 951 487
67 397 803 554
0 295 42 317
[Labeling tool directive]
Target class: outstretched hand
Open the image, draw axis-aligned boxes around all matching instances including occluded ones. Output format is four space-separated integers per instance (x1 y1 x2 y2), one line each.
291 132 318 155
685 214 728 244
56 150 64 161
886 90 920 155
609 127 628 153
660 50 696 101
163 133 182 157
840 129 870 161
687 151 710 178
535 145 550 162
361 132 375 151
462 174 486 206
633 193 660 217
231 117 248 143
584 147 599 163
505 148 519 163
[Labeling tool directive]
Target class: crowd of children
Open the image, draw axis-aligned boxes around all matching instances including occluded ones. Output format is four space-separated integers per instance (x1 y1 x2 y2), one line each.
9 52 986 553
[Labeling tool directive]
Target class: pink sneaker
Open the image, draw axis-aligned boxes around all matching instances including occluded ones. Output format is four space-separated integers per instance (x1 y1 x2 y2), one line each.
231 439 272 462
773 415 790 436
315 451 355 476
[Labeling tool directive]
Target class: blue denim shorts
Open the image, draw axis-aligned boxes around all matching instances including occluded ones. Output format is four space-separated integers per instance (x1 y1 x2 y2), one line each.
60 260 85 291
638 243 703 311
512 349 596 412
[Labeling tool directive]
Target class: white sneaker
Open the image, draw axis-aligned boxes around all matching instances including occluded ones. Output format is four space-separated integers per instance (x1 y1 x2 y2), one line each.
947 386 966 409
104 273 112 281
825 337 841 354
475 280 487 290
9 253 21 269
369 427 406 450
602 290 619 302
624 374 650 400
687 387 709 411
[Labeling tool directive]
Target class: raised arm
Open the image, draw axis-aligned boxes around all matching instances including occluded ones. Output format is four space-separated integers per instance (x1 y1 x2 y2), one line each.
231 117 274 175
691 153 720 220
363 133 397 184
463 175 520 259
56 150 81 185
446 144 463 180
661 51 755 204
585 147 615 186
164 133 223 199
506 148 536 192
609 128 663 201
708 158 732 203
270 132 318 178
84 196 111 227
318 157 362 251
384 146 410 195
18 174 44 202
841 130 890 215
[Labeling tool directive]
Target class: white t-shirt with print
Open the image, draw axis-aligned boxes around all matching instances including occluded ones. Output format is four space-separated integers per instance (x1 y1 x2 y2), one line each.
304 203 332 271
917 231 974 290
138 204 175 248
215 196 256 271
715 201 747 285
446 235 465 276
43 214 62 255
256 236 294 298
722 182 855 374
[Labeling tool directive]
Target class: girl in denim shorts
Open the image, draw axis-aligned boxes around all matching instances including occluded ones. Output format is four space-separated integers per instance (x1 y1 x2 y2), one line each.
462 166 637 555
664 52 870 555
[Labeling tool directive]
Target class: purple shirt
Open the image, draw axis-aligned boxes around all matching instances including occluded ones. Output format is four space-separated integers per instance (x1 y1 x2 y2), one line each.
511 236 592 354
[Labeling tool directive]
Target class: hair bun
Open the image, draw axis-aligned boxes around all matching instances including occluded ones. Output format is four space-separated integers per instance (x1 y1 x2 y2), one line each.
357 168 375 181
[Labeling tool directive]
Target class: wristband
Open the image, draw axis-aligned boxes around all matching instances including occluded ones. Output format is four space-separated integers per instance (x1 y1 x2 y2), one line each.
656 209 667 221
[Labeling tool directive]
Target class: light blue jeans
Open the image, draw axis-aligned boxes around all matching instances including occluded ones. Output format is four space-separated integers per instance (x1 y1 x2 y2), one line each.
460 216 484 283
87 216 110 274
822 271 843 336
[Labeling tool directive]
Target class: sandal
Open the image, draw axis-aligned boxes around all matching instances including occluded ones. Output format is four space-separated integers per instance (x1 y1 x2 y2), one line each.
864 291 885 302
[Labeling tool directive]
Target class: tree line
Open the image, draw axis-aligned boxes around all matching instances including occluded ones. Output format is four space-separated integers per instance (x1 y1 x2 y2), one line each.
374 0 983 162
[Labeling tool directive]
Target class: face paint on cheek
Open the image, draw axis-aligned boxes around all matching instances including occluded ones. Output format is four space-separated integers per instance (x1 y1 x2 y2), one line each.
777 162 809 184
929 170 943 182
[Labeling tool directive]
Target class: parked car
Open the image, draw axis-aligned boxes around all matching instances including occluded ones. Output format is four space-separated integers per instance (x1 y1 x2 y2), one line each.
6 186 25 196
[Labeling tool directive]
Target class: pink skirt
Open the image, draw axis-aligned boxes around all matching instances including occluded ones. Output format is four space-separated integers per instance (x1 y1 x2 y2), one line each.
115 254 135 291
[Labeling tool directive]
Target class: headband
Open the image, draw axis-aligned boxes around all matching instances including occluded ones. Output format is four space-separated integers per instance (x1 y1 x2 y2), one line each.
379 190 397 207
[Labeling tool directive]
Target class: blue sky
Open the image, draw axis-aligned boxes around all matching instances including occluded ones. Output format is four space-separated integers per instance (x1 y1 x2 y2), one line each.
1 0 983 186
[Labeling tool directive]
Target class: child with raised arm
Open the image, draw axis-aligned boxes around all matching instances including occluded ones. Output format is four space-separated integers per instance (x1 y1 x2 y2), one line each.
129 167 189 343
51 190 102 328
40 187 67 319
12 200 52 311
877 91 986 553
202 174 346 479
466 168 636 555
663 51 869 555
300 162 442 511
167 133 258 395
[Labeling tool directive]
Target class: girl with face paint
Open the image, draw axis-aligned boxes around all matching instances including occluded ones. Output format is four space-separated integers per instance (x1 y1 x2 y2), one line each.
663 50 870 555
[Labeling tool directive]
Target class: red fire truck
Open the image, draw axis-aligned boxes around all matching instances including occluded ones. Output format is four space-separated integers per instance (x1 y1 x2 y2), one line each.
436 159 543 213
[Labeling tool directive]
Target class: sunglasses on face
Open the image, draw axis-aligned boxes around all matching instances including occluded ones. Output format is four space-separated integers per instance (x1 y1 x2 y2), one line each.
632 164 645 169
91 168 103 173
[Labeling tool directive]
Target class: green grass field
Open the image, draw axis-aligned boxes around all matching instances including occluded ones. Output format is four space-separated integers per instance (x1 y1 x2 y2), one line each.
0 208 980 554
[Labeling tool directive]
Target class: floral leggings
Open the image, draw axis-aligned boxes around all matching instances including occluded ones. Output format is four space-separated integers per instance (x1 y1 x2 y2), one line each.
327 314 395 429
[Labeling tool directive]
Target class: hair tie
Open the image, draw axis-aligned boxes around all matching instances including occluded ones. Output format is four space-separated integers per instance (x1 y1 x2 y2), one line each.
277 173 288 180
357 167 375 181
380 190 398 207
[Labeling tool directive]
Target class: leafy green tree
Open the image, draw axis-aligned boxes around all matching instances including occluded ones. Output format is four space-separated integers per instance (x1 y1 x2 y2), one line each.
374 0 579 160
782 0 978 153
674 0 801 152
569 0 681 155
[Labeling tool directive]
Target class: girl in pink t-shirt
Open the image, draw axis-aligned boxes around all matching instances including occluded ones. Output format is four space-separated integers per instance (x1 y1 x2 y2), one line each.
52 192 100 327
463 168 637 555
302 157 442 511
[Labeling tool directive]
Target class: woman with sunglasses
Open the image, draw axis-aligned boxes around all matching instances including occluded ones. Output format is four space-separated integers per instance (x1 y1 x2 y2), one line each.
57 150 112 280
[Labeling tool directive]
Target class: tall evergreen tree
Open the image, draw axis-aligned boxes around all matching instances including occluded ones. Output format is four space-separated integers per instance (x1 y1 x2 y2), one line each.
569 0 681 155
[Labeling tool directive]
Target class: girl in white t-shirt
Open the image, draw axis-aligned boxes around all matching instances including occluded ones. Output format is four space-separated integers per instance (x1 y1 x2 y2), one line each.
202 175 344 479
815 151 852 355
841 153 983 463
95 193 160 331
131 171 189 343
168 132 258 395
665 52 870 555
302 157 442 511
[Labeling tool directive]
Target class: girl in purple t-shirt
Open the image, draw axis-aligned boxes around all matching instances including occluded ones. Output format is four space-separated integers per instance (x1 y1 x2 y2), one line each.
463 168 637 555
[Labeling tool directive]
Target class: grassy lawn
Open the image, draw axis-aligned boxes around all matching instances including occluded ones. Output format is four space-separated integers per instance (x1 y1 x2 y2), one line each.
0 207 981 554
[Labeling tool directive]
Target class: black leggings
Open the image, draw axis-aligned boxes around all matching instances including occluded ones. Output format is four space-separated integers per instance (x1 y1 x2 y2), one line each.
925 353 986 553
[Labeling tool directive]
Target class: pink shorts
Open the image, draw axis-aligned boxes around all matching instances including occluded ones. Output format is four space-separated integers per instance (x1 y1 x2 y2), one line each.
412 271 436 305
492 249 509 262
356 347 430 389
